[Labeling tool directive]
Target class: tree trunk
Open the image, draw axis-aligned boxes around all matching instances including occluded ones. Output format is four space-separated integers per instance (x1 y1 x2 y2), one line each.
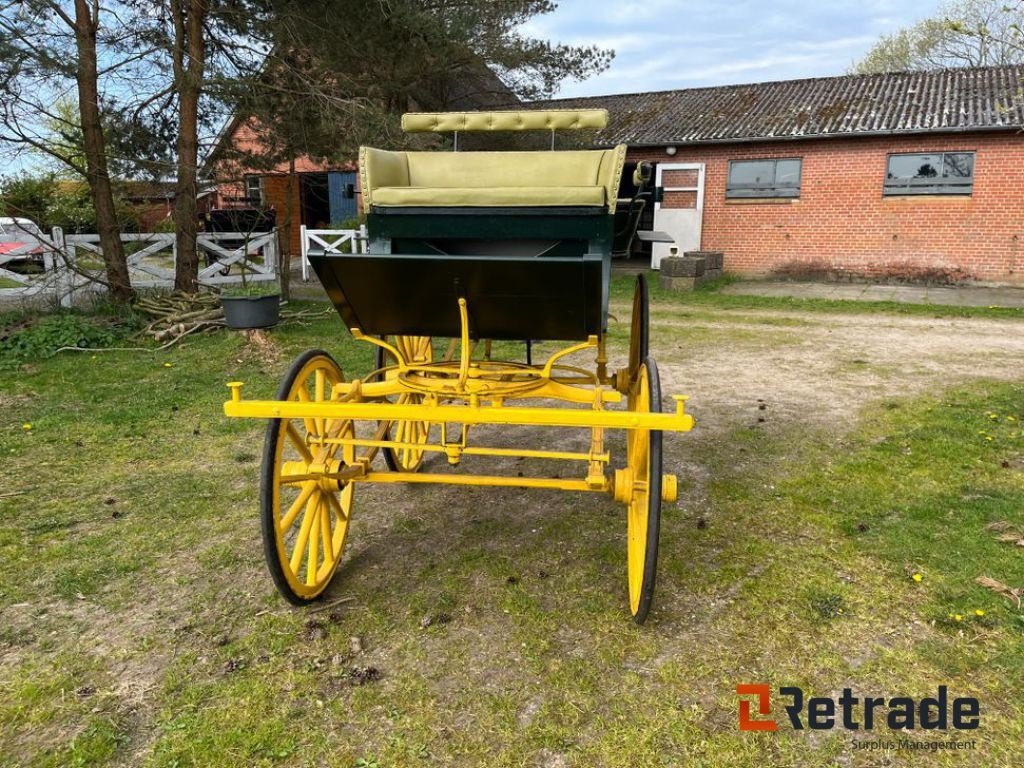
171 0 207 293
281 154 296 301
73 1 132 302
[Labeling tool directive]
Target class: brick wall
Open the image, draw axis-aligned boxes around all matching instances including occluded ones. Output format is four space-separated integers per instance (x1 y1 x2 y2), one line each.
629 132 1024 283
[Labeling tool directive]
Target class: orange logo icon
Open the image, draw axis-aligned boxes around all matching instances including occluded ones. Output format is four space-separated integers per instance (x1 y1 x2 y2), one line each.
737 684 778 731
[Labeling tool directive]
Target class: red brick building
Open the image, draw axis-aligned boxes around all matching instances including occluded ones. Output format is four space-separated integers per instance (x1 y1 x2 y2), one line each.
544 65 1024 284
203 65 513 255
202 117 359 255
210 65 1024 283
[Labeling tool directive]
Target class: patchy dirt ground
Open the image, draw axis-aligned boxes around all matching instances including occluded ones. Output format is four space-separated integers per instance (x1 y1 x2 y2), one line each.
656 307 1024 427
1 297 1023 767
648 306 1024 505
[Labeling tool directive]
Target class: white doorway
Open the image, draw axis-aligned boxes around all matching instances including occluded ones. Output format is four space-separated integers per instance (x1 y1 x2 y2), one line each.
652 163 705 269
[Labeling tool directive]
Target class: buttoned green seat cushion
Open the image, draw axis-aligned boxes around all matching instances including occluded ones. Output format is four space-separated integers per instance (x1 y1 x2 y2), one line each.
360 146 627 212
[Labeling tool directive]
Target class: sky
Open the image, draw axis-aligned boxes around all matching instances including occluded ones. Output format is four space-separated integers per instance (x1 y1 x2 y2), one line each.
527 0 942 98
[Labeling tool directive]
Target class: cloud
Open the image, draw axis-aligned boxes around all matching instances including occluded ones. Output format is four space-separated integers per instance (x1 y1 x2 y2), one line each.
526 0 940 96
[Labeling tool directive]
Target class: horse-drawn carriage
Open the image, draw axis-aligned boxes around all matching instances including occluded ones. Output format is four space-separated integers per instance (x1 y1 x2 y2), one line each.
224 109 693 622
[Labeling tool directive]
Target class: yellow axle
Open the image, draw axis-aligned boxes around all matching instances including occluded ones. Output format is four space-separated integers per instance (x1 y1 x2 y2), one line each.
276 466 677 503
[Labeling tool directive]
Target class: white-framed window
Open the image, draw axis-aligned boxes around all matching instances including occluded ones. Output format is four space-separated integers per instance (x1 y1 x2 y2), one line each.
884 152 975 196
244 174 264 205
726 158 802 199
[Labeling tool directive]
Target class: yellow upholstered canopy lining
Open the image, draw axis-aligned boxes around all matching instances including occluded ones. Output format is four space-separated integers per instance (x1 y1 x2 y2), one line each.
401 109 608 133
359 145 627 212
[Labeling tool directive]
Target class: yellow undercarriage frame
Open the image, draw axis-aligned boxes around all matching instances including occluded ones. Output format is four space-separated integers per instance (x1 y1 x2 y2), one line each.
223 295 694 624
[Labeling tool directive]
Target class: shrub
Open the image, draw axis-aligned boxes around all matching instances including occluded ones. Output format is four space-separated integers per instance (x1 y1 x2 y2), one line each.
0 313 131 370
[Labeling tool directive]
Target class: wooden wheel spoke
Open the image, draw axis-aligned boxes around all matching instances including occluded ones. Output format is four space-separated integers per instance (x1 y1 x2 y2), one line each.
306 497 321 585
416 336 431 361
327 487 350 522
320 499 334 562
279 481 316 533
289 493 319 575
284 421 314 463
295 387 318 437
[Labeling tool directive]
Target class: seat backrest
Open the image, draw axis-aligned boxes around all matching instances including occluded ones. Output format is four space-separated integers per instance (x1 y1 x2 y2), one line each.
405 151 604 188
360 145 628 212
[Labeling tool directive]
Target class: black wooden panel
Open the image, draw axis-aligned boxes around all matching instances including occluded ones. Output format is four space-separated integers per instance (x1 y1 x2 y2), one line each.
309 253 605 340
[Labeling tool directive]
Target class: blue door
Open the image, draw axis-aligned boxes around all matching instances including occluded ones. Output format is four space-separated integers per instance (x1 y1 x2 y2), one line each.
328 172 358 224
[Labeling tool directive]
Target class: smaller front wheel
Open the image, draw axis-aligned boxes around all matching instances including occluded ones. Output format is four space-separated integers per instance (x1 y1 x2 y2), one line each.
374 335 433 472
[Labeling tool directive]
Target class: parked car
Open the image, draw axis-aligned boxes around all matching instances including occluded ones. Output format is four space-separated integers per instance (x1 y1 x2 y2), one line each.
0 217 46 273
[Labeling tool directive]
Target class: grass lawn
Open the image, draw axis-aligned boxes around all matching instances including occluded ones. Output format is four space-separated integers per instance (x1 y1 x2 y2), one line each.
1 281 1022 766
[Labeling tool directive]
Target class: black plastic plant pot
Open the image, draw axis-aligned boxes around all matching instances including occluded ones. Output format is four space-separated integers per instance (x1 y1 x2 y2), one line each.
221 294 281 329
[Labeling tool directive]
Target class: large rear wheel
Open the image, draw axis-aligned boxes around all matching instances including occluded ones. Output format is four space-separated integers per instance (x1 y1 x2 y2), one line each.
625 357 663 624
627 274 650 387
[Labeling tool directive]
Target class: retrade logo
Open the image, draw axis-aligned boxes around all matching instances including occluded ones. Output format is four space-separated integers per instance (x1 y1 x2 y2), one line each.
737 685 980 732
736 684 777 731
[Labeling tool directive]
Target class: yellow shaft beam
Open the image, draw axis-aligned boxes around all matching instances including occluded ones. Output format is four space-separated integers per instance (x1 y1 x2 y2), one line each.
224 395 695 433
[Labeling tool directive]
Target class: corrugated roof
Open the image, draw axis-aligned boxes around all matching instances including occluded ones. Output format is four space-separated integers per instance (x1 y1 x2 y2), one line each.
536 66 1024 146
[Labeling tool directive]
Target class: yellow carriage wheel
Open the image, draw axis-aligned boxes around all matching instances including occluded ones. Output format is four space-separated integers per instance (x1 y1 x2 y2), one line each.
627 275 650 388
261 350 356 604
374 335 433 472
625 357 663 624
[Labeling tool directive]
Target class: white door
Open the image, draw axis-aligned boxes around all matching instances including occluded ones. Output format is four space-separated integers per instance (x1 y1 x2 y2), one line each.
652 163 705 269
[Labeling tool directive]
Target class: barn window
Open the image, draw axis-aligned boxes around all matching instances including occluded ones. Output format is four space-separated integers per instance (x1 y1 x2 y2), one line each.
244 175 264 205
726 158 802 198
884 152 974 195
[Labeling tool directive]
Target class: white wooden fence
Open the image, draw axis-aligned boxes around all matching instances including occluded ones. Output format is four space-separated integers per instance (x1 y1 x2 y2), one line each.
0 227 280 307
0 228 81 306
299 225 368 281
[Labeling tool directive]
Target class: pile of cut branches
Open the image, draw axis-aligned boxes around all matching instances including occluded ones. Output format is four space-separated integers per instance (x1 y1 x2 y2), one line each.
134 291 225 344
132 291 332 348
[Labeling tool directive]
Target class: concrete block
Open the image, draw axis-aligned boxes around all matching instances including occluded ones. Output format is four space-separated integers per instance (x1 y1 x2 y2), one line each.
685 250 723 270
660 274 705 292
704 267 723 281
662 256 705 277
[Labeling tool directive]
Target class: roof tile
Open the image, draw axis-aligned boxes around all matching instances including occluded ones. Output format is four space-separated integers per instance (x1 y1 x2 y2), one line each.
537 65 1024 145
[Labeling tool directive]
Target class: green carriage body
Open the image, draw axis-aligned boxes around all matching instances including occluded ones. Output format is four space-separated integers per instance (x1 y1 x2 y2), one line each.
311 208 612 341
308 112 628 341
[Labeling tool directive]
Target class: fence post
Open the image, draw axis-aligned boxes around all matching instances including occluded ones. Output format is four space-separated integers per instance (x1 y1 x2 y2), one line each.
46 226 61 272
359 223 368 254
300 224 308 282
49 226 77 308
270 228 280 278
